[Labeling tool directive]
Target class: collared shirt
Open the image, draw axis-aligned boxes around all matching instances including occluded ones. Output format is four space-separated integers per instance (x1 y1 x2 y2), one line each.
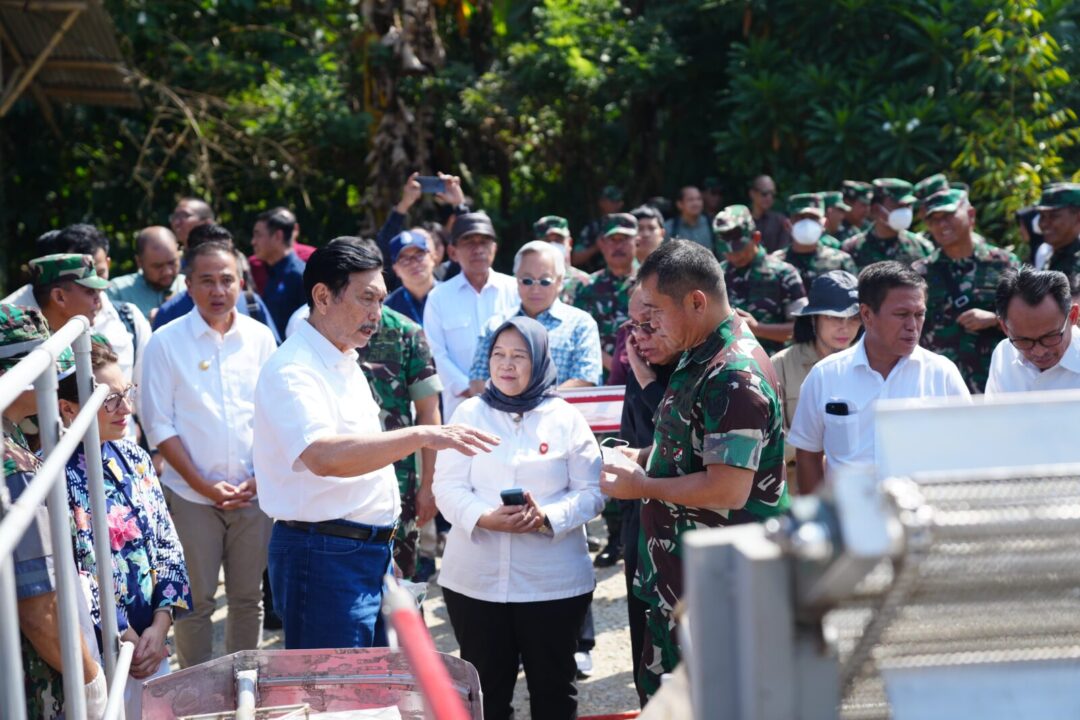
664 214 714 249
140 309 277 504
2 283 150 388
423 269 520 420
107 272 185 320
985 331 1080 395
468 300 602 385
253 320 400 524
385 283 437 325
770 341 824 463
434 396 603 603
788 338 970 467
152 289 282 343
262 251 307 339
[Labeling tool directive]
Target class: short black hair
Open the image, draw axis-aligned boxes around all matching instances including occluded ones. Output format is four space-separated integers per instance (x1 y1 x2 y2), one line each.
995 266 1071 319
631 204 665 225
304 236 383 309
857 261 927 313
55 223 109 257
793 315 815 344
184 240 237 270
256 207 297 246
187 223 234 251
35 229 62 255
676 186 700 202
638 239 726 301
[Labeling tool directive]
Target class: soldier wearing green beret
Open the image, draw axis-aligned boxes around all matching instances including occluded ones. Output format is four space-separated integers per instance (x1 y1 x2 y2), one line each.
772 193 858 292
842 178 934 270
913 189 1020 393
714 205 807 355
835 180 874 243
0 304 106 719
534 215 590 304
1035 183 1080 277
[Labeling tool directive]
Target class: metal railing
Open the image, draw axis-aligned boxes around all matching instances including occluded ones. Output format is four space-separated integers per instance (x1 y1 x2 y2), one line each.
0 316 134 720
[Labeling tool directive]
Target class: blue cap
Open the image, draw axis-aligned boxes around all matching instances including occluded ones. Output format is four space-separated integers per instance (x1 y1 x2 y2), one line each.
389 230 430 264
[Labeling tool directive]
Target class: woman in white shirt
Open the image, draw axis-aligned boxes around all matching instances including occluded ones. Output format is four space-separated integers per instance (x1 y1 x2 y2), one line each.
435 316 603 720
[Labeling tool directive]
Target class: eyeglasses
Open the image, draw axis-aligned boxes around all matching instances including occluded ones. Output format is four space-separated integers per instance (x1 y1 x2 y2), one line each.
1007 317 1070 351
394 252 429 267
629 320 656 336
102 385 137 413
518 277 556 287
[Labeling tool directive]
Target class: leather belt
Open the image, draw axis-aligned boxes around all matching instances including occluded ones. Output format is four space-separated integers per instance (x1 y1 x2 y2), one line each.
281 520 397 543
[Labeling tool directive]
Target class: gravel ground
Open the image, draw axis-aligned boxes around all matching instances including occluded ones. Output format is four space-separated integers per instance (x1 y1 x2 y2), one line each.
184 519 640 718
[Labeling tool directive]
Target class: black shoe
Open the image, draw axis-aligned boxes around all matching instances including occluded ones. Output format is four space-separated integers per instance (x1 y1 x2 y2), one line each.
413 556 437 583
593 542 622 568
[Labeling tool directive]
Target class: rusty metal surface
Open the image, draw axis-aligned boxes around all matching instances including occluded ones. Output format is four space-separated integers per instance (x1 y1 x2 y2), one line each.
142 648 482 720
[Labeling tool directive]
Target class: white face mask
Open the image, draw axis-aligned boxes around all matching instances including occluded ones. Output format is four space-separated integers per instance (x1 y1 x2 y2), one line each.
791 218 824 246
887 207 914 232
1032 213 1042 235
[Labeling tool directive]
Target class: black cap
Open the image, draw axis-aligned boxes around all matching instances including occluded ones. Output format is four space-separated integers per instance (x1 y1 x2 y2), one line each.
451 212 496 244
792 270 860 317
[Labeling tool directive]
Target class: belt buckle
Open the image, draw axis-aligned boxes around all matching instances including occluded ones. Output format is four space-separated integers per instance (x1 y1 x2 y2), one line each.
953 295 970 309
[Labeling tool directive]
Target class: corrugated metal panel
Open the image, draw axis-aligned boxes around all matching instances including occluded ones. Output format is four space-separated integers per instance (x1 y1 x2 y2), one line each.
0 0 139 109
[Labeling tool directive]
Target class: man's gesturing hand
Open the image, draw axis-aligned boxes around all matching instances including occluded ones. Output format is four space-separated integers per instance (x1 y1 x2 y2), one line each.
423 425 501 455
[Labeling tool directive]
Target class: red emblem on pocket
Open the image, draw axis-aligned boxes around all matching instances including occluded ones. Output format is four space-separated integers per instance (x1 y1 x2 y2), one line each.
540 442 549 455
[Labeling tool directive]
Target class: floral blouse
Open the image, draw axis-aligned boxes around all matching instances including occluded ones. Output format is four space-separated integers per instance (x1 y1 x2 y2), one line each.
65 439 192 635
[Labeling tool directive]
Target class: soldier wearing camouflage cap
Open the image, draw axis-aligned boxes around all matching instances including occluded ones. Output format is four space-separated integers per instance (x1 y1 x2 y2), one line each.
29 253 108 336
914 173 949 205
842 178 934 270
913 189 1020 392
1035 182 1080 277
821 190 851 240
573 185 625 272
572 213 638 374
0 304 106 720
714 204 807 354
772 193 858 292
535 215 590 303
836 180 874 243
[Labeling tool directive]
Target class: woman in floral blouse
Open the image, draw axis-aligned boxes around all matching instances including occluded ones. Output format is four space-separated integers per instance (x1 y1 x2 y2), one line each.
58 340 191 715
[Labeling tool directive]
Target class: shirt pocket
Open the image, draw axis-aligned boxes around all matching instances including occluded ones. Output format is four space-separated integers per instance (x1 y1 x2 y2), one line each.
823 412 860 461
441 316 476 355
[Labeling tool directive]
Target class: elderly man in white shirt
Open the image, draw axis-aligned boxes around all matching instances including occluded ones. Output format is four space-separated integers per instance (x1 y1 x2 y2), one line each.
139 240 278 667
254 237 497 650
789 261 970 493
986 266 1080 394
423 212 519 420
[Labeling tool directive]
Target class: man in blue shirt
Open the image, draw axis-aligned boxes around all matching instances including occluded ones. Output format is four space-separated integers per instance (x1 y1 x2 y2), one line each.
384 230 438 325
251 207 307 338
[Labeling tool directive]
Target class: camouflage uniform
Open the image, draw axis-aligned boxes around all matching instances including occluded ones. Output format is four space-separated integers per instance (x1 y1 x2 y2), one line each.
1046 239 1080 276
560 266 591 305
721 248 806 355
571 267 636 364
835 180 874 243
633 313 789 697
843 228 933 270
356 307 442 578
773 243 858 291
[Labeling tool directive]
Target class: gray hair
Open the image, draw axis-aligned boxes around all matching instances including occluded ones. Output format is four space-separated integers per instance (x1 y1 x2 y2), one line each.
513 240 566 278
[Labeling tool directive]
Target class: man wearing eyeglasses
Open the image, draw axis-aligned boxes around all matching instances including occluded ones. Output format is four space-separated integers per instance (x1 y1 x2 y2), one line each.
169 198 215 249
384 230 439 325
748 174 793 253
468 240 601 393
986 267 1080 394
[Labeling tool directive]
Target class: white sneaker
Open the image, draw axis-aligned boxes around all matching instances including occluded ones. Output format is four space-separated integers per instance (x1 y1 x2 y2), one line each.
574 651 593 679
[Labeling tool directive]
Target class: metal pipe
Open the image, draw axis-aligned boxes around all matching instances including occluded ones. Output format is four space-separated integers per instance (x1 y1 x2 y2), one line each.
0 316 87 414
35 339 87 720
74 330 119 684
101 641 135 720
0 551 28 720
235 668 259 720
0 384 108 568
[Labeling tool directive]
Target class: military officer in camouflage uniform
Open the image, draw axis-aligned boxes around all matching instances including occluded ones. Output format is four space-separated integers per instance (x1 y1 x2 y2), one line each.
821 190 850 247
599 240 788 700
835 180 874 243
534 215 590 304
572 213 638 374
0 305 106 719
773 193 858 290
356 306 443 578
714 204 807 355
842 178 934 269
914 189 1020 393
1035 183 1080 277
913 173 950 221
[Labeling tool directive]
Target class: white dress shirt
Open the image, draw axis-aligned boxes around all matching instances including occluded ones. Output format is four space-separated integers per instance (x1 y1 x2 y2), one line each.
435 396 603 603
2 283 150 387
139 309 277 504
423 270 519 420
788 338 970 467
253 320 399 525
985 331 1080 395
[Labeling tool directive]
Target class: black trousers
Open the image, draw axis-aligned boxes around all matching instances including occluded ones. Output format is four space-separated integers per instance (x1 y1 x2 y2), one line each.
443 587 593 720
621 499 648 706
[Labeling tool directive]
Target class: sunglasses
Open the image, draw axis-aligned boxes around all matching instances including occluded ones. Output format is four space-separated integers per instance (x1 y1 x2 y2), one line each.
518 277 556 287
629 321 656 336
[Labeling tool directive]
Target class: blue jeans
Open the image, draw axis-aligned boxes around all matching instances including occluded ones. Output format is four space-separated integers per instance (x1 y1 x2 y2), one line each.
268 520 395 649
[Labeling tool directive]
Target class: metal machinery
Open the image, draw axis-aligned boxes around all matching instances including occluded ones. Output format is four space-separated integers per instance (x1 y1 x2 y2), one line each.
682 389 1080 720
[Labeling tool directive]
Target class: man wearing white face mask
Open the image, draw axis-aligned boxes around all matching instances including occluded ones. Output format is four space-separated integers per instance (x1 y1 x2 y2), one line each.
842 178 934 271
772 193 858 290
